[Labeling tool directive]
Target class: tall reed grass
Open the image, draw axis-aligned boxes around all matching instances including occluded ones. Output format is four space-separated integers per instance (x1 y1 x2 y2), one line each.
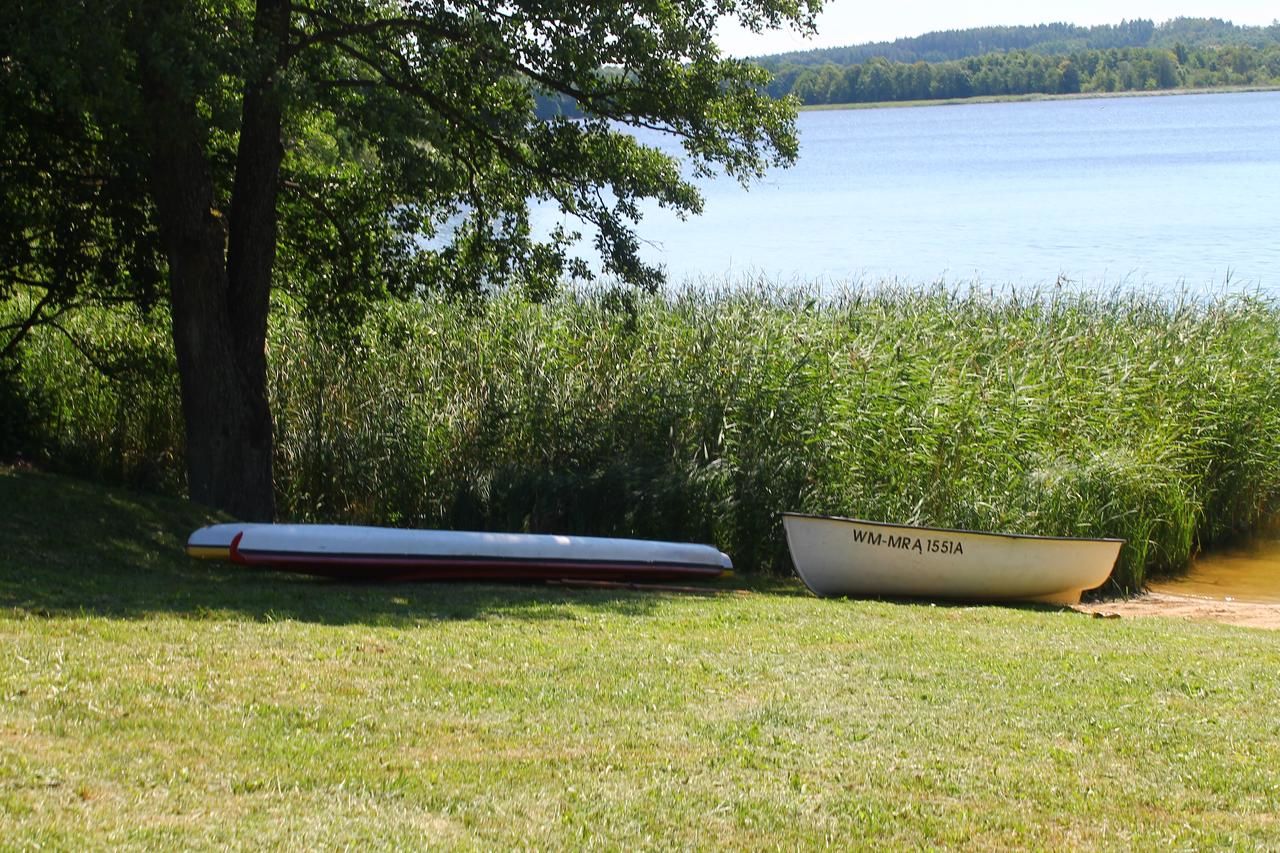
7 284 1280 591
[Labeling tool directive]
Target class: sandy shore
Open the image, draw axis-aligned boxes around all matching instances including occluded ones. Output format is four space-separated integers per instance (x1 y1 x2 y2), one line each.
1073 592 1280 630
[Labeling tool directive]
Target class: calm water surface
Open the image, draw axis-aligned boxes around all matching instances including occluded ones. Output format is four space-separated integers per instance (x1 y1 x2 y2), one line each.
548 91 1280 292
1151 534 1280 603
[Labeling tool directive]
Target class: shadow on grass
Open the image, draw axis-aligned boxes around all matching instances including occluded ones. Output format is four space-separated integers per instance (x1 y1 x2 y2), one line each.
844 594 1078 618
0 467 777 626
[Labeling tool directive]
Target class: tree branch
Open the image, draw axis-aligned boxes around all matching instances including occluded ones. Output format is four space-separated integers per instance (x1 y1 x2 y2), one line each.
0 289 72 362
286 7 471 60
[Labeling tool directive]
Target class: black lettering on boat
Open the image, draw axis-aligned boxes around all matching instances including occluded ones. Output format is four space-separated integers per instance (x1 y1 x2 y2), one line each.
926 537 966 556
854 527 962 556
851 528 884 547
885 535 922 551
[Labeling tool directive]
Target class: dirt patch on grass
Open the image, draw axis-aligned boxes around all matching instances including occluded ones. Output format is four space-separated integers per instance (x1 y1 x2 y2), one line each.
1073 592 1280 630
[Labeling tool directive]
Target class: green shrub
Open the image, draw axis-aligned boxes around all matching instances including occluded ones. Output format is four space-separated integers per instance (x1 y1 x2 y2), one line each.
8 283 1280 590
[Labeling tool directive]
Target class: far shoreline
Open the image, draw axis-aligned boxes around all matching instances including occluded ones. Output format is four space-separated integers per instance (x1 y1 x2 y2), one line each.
801 84 1280 112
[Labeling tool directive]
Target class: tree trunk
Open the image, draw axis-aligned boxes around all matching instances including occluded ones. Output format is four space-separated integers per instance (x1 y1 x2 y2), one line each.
140 87 277 520
135 1 289 521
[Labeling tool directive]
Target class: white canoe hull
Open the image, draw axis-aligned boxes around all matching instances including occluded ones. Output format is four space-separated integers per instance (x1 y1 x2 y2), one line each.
782 513 1122 605
188 523 732 582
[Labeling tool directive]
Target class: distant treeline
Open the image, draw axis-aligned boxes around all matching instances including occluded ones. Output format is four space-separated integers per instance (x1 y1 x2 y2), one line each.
770 43 1280 106
757 17 1280 68
532 18 1280 118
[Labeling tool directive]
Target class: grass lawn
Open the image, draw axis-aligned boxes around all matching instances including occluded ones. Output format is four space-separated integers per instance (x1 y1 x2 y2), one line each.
3 467 1279 847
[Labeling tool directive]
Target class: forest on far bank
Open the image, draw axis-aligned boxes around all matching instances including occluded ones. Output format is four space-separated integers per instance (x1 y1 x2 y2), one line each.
757 17 1279 68
767 43 1280 106
530 18 1280 116
762 17 1280 106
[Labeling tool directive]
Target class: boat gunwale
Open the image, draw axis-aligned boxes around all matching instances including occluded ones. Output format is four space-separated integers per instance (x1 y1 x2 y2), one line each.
190 522 730 554
781 512 1125 545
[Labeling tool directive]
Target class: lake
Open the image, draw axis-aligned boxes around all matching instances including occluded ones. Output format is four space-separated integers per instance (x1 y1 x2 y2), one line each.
541 90 1280 292
1151 530 1280 604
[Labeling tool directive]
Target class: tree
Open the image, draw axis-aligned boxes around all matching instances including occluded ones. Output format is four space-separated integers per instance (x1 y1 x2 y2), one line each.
1153 50 1180 88
856 57 895 102
2 0 819 520
0 5 164 362
1057 59 1081 93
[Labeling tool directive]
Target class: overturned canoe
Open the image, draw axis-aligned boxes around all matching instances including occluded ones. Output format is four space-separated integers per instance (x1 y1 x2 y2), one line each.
187 523 732 583
782 513 1122 605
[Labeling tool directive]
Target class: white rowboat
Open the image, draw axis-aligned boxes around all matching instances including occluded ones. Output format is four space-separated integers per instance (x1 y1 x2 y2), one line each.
782 513 1122 605
188 523 733 583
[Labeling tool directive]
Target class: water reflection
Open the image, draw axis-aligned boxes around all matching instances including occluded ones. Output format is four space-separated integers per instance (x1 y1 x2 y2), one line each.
1149 532 1280 603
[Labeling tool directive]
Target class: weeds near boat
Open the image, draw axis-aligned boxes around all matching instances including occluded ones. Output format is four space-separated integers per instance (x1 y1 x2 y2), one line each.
6 283 1280 590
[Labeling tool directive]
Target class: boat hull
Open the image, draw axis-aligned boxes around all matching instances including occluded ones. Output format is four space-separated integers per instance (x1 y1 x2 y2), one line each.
782 513 1122 605
188 523 732 583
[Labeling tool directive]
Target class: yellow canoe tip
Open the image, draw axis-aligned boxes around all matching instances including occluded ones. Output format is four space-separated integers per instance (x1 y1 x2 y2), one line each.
186 546 231 561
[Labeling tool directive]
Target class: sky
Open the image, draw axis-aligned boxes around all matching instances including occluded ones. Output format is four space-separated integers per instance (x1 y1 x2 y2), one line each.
716 0 1280 57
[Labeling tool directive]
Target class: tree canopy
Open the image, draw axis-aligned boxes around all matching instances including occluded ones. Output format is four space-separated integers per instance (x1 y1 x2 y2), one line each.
2 0 820 519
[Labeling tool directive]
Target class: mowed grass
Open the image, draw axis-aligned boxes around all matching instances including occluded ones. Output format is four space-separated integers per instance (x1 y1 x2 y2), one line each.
3 468 1280 848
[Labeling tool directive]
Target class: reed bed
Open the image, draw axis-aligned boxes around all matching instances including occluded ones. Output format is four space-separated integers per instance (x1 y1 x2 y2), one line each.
7 284 1280 590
